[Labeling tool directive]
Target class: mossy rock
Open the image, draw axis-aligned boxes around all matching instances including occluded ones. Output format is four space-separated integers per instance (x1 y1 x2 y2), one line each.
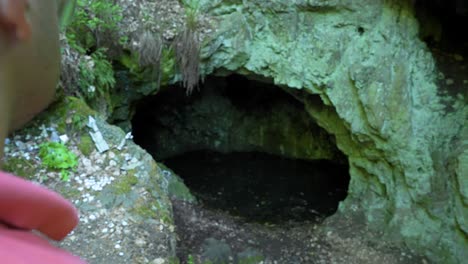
112 172 139 195
2 157 38 180
77 135 94 156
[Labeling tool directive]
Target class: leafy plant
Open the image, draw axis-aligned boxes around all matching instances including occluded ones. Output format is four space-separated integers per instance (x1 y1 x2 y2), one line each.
187 255 195 264
39 142 78 181
63 0 121 102
67 0 123 51
180 0 201 30
78 49 116 100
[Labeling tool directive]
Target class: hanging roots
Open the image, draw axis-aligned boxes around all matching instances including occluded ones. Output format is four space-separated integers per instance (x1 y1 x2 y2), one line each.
173 27 200 95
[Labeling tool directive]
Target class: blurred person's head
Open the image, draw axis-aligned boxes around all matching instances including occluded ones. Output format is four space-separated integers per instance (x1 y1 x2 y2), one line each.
0 0 65 159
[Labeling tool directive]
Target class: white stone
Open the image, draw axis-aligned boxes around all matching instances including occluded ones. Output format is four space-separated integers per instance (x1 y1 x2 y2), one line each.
152 258 165 264
59 134 69 144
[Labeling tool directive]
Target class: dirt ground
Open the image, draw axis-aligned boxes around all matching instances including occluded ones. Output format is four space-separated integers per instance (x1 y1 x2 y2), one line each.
172 199 429 264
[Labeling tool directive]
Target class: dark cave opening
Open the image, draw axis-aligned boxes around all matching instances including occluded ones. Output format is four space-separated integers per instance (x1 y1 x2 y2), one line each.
414 0 468 51
163 150 349 223
414 0 468 105
132 74 350 223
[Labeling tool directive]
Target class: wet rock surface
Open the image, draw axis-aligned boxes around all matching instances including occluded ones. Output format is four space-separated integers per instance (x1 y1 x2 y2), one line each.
197 0 467 262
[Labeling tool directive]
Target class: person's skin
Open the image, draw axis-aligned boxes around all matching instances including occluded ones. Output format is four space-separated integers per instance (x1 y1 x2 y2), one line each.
0 0 60 159
0 2 84 262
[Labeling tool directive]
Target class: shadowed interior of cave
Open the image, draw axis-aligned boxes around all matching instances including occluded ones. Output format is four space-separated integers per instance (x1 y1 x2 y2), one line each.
414 0 468 102
163 151 349 223
415 0 468 49
132 74 350 223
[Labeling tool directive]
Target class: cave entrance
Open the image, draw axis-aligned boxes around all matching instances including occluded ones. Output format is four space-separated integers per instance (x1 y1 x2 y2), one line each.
132 74 350 223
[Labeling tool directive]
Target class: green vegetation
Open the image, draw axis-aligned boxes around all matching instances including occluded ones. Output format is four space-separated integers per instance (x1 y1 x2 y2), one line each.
180 0 201 30
78 135 94 156
39 142 78 181
78 49 116 101
64 0 122 103
2 157 36 180
67 0 123 52
187 255 195 264
112 173 139 195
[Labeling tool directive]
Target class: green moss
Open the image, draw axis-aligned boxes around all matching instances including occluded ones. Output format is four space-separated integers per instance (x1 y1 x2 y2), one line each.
168 177 196 202
168 257 181 264
133 203 157 218
78 135 94 156
112 172 139 195
32 97 95 134
58 186 82 200
2 157 37 180
239 256 264 264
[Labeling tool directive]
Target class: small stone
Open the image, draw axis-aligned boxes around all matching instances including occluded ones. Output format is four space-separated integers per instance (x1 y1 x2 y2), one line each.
50 132 60 142
59 134 69 144
135 238 146 247
119 252 124 256
115 244 121 249
15 141 26 150
152 258 165 264
82 158 92 167
102 228 108 233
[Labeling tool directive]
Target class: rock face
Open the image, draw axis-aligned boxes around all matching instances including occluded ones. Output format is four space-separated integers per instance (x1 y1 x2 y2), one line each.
2 98 179 263
194 0 467 263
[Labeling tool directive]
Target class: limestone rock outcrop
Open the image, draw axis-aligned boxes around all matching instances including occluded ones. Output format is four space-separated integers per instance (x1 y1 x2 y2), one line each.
197 0 467 262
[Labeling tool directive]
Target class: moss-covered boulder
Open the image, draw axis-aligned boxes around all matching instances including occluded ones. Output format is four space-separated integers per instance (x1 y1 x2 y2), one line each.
3 97 183 263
